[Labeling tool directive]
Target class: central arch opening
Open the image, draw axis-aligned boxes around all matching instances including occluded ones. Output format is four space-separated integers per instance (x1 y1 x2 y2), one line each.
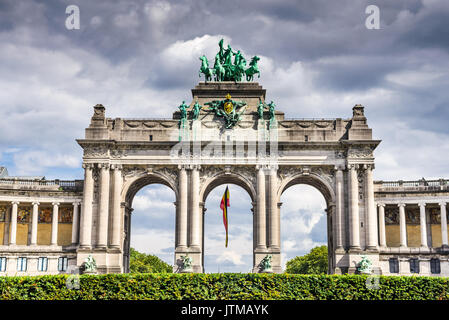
203 184 253 273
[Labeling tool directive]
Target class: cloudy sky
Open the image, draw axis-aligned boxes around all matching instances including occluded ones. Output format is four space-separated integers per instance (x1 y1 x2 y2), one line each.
1 0 449 271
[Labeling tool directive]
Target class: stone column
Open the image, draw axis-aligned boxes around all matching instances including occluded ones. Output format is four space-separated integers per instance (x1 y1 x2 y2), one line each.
334 166 344 250
51 202 59 245
256 165 267 250
268 166 279 249
71 202 80 245
110 164 123 249
377 203 386 248
418 202 428 248
365 164 378 250
80 163 94 248
31 201 39 245
439 202 448 247
9 201 19 245
398 203 407 248
190 165 201 249
348 164 360 250
97 163 110 249
177 165 188 249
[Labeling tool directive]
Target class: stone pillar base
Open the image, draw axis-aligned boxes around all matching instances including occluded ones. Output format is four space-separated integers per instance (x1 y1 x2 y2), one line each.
174 247 202 273
253 248 282 273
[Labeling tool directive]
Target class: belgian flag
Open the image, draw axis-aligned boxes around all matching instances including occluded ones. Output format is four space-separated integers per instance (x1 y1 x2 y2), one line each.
220 186 230 247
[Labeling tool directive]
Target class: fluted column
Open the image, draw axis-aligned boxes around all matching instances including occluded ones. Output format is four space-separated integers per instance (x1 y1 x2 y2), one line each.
398 203 407 248
9 201 19 245
110 164 122 249
97 163 110 249
418 202 428 248
439 202 448 247
377 203 386 247
268 166 279 249
348 164 360 249
31 201 39 245
190 165 201 248
80 163 94 248
334 166 344 250
365 164 378 250
256 165 267 250
51 202 59 245
71 202 80 245
177 165 188 248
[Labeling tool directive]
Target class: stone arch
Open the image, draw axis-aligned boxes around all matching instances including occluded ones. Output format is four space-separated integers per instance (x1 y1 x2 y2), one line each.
277 171 336 274
122 170 178 207
121 169 178 273
277 172 335 207
200 171 256 204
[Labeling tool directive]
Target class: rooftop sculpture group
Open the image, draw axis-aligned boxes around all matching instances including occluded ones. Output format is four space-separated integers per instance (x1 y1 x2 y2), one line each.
199 39 260 82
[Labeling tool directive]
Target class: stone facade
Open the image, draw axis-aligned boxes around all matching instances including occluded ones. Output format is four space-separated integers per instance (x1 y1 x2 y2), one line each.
0 82 447 276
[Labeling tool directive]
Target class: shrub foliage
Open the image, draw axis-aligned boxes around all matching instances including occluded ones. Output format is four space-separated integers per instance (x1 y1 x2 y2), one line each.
0 273 448 300
129 248 172 273
285 245 328 274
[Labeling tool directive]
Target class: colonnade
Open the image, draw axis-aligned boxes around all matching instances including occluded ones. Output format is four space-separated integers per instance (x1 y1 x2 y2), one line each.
377 201 449 248
5 201 80 246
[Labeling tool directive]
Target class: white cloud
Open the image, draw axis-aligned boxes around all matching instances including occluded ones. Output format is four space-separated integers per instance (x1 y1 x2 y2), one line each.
12 150 80 176
216 251 245 266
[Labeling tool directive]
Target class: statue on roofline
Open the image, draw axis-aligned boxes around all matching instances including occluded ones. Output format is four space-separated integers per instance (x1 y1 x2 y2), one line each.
198 39 261 83
191 99 202 120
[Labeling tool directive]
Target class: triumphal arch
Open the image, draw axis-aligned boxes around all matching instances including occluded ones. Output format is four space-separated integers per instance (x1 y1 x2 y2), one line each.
0 40 448 276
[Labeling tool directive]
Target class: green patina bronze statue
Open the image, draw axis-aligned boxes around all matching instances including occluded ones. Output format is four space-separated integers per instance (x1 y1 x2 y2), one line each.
84 254 97 273
358 255 372 274
191 100 202 120
205 93 247 129
260 254 272 272
267 100 276 122
180 254 193 272
178 100 189 120
199 39 261 82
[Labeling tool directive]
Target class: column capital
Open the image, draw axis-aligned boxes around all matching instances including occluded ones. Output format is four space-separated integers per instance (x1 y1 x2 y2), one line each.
82 163 94 170
377 203 385 208
439 201 447 207
72 201 81 206
398 203 406 208
52 202 60 206
363 163 375 170
348 163 359 170
333 165 344 172
99 162 110 170
189 164 201 170
418 202 427 207
11 201 20 205
32 201 40 206
111 164 123 170
178 164 188 170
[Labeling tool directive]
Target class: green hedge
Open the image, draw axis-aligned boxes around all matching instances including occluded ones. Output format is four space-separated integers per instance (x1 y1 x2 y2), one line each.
0 273 448 300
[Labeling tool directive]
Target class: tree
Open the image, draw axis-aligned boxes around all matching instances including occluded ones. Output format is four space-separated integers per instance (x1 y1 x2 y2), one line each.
285 245 328 274
129 247 173 273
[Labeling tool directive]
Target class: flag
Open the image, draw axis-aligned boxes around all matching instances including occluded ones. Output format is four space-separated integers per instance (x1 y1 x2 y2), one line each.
220 186 230 247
